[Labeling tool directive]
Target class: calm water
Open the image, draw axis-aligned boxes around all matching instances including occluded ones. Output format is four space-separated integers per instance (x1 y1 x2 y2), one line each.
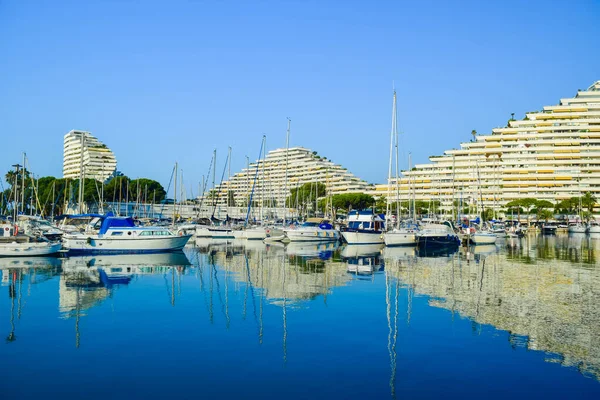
1 235 600 399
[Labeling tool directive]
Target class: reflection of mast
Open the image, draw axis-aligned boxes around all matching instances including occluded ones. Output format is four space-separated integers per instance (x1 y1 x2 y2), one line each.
6 271 17 343
282 254 288 365
75 287 81 348
17 269 23 320
225 245 230 329
259 251 264 345
171 267 175 307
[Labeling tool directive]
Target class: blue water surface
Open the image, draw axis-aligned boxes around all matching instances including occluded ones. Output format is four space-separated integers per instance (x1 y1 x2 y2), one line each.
1 235 599 399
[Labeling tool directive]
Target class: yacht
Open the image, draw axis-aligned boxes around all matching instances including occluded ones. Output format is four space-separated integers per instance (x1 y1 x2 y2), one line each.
284 218 340 242
541 222 558 235
62 214 192 254
341 210 385 245
416 222 460 248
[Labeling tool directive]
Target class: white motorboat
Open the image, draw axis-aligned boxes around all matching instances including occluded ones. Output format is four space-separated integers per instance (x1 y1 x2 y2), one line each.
0 224 61 257
341 210 385 245
416 222 460 248
471 231 497 245
284 218 340 242
568 222 587 234
62 215 191 254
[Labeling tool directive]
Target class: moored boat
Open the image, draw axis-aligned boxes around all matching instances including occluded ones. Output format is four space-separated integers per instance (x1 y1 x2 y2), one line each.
416 222 460 248
62 215 191 254
284 218 340 242
341 210 385 245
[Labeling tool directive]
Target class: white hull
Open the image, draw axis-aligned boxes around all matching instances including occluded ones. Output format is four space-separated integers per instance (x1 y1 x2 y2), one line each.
383 231 416 246
568 226 587 234
471 233 497 245
341 231 384 245
63 234 191 254
285 228 339 242
0 242 62 257
589 226 600 234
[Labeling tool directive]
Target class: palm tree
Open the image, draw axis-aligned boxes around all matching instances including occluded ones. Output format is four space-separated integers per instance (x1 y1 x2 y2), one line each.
582 192 597 213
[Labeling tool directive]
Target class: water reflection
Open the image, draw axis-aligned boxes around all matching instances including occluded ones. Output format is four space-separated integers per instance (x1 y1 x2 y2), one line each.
0 235 599 397
384 236 600 380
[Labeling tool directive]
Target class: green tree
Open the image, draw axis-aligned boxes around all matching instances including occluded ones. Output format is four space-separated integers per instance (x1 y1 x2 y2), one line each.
582 192 597 213
537 208 554 222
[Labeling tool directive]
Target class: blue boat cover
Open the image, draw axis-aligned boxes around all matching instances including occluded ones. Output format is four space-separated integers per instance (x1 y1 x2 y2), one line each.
99 217 136 234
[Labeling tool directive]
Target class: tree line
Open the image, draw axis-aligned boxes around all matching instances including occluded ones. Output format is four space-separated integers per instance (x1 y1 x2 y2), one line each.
1 168 166 217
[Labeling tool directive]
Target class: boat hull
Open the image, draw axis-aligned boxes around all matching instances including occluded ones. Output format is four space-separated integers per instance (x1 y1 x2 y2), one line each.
341 230 384 245
63 234 192 255
471 233 497 245
285 229 340 242
417 234 460 248
383 231 416 247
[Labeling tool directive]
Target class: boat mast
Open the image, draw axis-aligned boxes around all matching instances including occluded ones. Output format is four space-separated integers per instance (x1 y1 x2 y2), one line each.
11 163 21 223
78 134 85 214
21 153 26 214
394 99 400 229
386 89 396 227
284 118 290 225
173 162 178 226
227 146 232 217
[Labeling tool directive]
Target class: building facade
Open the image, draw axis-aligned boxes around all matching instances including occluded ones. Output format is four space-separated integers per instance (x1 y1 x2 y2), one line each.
372 81 600 214
63 130 117 182
205 146 372 208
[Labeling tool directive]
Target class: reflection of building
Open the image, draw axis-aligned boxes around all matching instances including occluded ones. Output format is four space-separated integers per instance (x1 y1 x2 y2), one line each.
384 242 600 380
372 81 600 213
63 130 117 182
202 242 352 303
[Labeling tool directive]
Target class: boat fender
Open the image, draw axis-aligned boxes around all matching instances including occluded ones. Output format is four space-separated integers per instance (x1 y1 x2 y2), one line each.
14 225 18 236
178 231 183 236
4 227 8 232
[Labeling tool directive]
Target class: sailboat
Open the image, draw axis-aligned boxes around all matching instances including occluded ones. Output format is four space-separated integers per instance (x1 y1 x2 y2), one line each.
0 161 62 257
568 193 587 233
383 88 417 247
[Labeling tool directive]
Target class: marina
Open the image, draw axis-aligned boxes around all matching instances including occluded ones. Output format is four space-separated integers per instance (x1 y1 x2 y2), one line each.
1 235 599 398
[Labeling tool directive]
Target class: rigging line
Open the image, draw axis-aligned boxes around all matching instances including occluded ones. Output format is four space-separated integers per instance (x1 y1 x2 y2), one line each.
212 150 230 220
158 165 176 219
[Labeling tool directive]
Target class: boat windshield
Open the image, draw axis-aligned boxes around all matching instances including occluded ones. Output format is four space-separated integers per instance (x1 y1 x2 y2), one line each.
301 222 320 227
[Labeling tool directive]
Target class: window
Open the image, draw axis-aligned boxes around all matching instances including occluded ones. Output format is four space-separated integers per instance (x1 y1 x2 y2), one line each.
111 232 123 236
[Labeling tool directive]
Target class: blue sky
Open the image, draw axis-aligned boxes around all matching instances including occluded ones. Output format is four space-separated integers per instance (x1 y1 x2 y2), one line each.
1 0 599 196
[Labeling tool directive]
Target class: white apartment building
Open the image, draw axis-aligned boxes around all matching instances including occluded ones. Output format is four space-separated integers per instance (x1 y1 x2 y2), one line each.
372 81 600 213
63 130 117 182
206 147 372 207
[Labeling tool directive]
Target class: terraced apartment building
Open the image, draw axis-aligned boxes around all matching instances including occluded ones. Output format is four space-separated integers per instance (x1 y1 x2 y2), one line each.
373 81 600 213
63 130 117 182
207 146 371 208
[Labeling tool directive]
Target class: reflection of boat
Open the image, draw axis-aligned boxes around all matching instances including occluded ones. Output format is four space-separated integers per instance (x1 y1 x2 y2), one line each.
382 246 416 260
65 252 191 269
340 244 383 258
342 244 384 275
470 244 497 255
285 241 338 259
0 256 62 269
417 244 459 258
